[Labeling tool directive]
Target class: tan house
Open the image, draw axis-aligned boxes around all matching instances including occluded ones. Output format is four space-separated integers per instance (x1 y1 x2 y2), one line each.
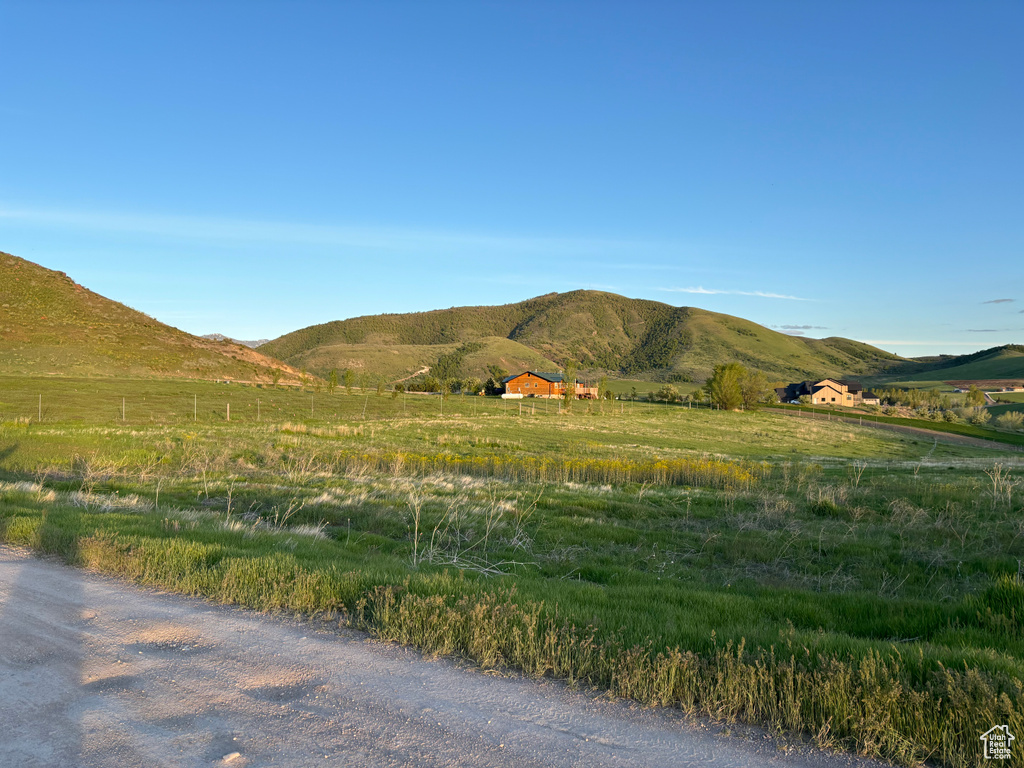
502 371 599 399
775 379 880 407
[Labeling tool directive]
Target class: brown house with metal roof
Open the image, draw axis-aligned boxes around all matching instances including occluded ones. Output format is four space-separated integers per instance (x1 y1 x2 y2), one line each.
502 371 599 399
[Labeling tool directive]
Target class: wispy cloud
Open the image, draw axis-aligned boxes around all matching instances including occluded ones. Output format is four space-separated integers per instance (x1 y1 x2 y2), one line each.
982 298 1014 304
659 286 811 301
773 324 828 330
966 328 1023 333
862 340 990 346
0 204 648 255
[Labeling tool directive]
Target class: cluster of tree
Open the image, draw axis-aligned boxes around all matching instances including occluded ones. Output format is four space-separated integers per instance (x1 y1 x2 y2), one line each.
483 364 509 397
432 341 485 382
872 386 963 410
407 376 483 396
702 363 776 411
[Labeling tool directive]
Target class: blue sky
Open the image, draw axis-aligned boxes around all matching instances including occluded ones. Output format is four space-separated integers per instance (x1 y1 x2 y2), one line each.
1 1 1021 356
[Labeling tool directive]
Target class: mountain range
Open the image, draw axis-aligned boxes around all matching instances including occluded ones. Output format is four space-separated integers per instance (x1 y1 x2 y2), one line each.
260 290 905 383
2 250 1021 386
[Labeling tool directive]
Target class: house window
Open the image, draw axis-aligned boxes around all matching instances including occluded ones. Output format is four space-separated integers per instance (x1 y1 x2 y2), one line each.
831 397 836 402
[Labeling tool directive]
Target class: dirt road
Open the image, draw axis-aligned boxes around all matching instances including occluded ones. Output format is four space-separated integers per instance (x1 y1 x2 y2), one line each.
0 546 888 768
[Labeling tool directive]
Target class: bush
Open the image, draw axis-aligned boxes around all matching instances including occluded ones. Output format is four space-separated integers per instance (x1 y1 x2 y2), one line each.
656 384 680 403
996 411 1024 431
958 406 992 426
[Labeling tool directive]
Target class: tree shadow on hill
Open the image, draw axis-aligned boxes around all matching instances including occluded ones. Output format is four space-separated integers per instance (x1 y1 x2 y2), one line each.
0 442 22 482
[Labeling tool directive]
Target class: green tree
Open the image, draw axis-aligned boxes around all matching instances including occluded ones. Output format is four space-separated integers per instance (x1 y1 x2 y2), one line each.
965 385 986 407
562 360 577 409
598 376 610 401
376 377 385 396
423 375 439 393
392 382 404 400
629 386 638 401
656 384 680 403
740 370 770 410
996 411 1024 431
270 368 282 388
343 368 355 395
705 363 745 410
327 369 338 394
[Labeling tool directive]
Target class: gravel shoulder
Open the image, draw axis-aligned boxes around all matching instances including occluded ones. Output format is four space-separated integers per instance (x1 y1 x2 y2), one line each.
0 545 892 768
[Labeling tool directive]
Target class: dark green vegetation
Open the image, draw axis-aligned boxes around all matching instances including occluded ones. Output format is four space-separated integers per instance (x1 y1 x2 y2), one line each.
261 290 905 383
0 252 301 383
1 375 1022 767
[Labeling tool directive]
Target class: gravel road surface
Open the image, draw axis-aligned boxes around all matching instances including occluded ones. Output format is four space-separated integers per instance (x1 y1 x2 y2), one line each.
0 546 890 768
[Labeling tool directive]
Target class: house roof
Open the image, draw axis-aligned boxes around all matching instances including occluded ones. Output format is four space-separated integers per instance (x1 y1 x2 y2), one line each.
861 391 879 399
502 371 565 384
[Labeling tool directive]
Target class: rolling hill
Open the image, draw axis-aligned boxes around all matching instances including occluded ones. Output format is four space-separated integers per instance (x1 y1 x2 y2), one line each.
262 290 906 383
0 252 302 382
868 345 1024 387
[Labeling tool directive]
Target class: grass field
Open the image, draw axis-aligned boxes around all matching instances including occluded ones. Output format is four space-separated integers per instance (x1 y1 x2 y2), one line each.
770 403 1024 449
992 392 1024 404
1 375 1022 767
862 379 958 392
603 378 700 397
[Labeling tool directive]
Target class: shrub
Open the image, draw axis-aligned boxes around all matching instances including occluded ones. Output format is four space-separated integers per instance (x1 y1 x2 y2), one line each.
958 407 992 426
996 411 1024 431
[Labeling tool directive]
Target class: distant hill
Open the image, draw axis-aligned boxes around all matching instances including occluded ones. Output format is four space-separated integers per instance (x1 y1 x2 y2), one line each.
284 336 560 384
202 334 270 349
262 290 906 382
871 345 1024 385
0 251 302 382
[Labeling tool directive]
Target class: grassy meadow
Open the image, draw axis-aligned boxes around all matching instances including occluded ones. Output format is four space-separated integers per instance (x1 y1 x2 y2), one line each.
1 375 1023 767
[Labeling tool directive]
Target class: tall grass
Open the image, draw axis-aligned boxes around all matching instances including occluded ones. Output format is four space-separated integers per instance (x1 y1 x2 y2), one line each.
332 450 768 491
8 519 1015 768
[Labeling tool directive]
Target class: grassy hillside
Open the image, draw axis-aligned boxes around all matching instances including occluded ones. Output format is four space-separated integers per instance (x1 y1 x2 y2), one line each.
263 290 905 382
286 336 559 383
868 345 1024 387
0 251 302 383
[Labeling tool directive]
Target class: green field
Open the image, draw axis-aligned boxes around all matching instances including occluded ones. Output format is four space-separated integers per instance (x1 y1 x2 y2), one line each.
603 378 700 396
992 391 1024 404
1 375 1022 767
770 403 1024 448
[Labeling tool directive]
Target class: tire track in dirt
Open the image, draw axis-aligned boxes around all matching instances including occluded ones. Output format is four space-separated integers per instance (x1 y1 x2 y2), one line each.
0 546 891 768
